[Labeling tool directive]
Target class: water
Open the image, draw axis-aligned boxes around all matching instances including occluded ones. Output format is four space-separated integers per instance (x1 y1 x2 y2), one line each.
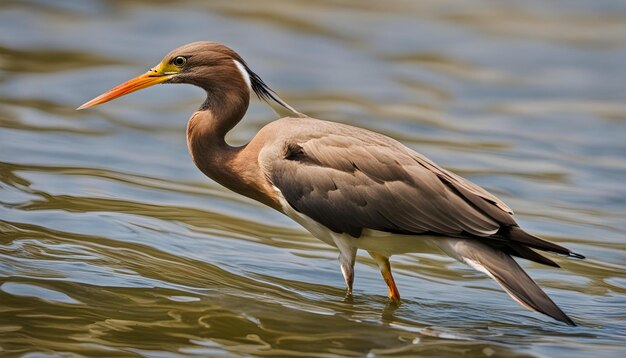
1 0 625 356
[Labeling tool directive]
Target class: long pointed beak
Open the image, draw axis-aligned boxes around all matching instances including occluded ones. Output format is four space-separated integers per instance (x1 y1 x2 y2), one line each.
77 70 172 110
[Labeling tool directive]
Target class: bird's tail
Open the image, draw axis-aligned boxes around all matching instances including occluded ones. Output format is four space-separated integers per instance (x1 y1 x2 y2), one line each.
438 238 576 326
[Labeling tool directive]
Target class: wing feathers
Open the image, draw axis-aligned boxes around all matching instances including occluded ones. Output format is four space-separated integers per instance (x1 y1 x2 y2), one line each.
263 120 582 262
445 239 576 325
269 130 505 238
508 226 585 259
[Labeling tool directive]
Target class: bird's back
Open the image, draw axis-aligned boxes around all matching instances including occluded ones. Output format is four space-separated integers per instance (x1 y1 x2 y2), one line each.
258 116 511 237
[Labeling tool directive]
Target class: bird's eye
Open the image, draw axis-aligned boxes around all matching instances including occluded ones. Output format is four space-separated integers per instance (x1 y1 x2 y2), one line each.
173 56 187 67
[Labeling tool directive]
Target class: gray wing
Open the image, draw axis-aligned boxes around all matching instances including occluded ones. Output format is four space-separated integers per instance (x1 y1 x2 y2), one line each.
263 127 516 239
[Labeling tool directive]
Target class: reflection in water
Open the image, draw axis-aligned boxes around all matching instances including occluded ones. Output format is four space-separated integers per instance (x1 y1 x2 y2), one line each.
1 0 625 357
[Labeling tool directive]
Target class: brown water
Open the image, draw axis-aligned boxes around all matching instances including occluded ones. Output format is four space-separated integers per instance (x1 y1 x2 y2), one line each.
1 0 626 357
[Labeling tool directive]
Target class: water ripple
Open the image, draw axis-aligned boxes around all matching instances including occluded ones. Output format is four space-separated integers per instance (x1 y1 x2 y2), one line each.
1 0 625 357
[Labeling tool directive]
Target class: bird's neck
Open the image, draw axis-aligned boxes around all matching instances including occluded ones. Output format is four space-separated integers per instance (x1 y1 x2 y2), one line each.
185 90 281 210
186 88 248 178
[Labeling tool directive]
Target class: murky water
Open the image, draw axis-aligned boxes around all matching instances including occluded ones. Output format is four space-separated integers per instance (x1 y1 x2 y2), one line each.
1 0 625 357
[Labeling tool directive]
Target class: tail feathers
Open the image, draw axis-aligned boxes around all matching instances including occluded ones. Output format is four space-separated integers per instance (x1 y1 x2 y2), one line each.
509 226 585 259
442 239 576 326
506 242 560 268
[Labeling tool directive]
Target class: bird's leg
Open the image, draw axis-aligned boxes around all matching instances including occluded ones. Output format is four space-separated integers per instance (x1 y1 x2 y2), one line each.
368 251 401 305
339 248 357 296
331 236 357 297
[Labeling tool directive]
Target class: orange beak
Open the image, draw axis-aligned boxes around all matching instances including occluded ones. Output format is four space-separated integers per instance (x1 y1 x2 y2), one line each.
77 70 172 110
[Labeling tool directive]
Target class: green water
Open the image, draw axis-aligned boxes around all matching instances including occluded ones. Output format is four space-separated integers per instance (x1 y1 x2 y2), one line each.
1 0 625 357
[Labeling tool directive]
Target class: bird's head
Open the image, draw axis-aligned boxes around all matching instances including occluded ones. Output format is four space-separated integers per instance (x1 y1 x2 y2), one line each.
77 41 297 114
78 42 241 109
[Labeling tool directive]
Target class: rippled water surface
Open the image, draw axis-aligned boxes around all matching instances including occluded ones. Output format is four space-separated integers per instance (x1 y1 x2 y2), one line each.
1 0 626 357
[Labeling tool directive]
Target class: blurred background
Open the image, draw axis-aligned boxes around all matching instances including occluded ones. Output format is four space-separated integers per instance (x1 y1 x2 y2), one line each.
1 0 625 357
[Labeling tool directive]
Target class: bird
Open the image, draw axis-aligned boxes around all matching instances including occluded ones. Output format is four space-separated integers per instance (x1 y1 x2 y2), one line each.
78 41 584 326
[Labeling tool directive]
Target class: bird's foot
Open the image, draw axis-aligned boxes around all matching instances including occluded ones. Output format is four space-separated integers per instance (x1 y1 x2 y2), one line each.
343 290 354 304
340 261 354 294
387 285 401 306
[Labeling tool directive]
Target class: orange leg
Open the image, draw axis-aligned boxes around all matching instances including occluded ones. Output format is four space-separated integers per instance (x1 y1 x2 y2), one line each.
368 252 401 305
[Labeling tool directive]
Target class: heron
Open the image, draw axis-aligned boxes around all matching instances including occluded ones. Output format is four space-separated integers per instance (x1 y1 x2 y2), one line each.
78 41 584 325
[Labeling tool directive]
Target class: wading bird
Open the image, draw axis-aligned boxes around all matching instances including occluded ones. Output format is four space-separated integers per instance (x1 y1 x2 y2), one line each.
78 41 584 325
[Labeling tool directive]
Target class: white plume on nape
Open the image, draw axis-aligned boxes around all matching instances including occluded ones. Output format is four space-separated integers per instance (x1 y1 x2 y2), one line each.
239 60 307 118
